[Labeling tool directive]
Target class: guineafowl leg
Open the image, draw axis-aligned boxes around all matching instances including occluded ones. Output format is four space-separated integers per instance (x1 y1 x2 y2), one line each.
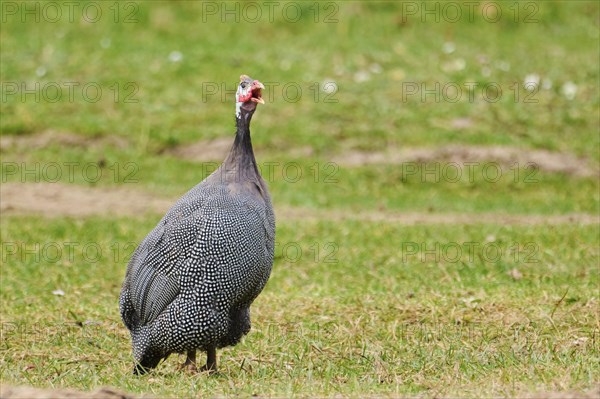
200 346 217 373
179 350 197 372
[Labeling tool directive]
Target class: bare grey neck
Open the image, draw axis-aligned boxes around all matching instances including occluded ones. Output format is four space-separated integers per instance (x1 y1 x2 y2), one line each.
221 109 261 183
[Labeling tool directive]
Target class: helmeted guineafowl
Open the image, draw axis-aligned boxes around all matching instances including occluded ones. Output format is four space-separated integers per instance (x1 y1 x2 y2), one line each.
119 75 275 374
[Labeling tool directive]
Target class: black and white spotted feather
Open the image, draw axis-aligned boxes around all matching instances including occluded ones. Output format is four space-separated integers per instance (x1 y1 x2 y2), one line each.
119 75 275 373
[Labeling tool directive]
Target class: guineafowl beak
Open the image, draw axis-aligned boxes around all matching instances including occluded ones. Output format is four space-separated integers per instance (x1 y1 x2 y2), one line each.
236 75 265 117
238 75 265 105
250 81 265 104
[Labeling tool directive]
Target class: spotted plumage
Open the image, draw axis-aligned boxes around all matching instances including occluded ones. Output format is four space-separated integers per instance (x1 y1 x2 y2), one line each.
119 75 274 374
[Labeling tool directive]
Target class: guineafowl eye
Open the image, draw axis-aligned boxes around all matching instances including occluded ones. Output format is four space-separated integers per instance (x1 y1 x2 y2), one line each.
120 74 275 375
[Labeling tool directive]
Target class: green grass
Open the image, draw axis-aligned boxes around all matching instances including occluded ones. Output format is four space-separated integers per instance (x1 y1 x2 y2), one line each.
1 218 598 397
1 144 598 214
1 1 599 397
2 1 599 158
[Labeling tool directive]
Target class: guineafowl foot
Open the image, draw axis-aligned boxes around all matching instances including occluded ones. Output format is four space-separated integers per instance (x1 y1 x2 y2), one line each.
178 350 198 373
200 346 217 374
199 364 218 374
178 362 198 373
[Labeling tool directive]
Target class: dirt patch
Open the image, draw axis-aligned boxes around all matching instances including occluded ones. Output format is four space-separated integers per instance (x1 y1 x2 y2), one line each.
334 145 598 177
0 385 138 399
7 133 594 178
2 385 596 399
0 131 128 152
167 137 314 161
0 183 172 218
1 183 597 225
523 386 600 399
169 140 597 177
278 206 599 226
165 137 232 162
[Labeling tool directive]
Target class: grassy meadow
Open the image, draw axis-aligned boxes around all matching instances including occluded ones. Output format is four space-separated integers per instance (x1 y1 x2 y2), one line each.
1 1 599 398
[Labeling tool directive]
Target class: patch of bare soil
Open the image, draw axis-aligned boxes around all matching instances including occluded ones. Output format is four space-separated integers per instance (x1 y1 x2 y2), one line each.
278 206 599 226
523 385 600 399
0 131 128 152
168 140 597 177
0 385 138 399
166 137 315 161
165 137 232 162
0 183 172 218
1 183 598 225
334 145 598 177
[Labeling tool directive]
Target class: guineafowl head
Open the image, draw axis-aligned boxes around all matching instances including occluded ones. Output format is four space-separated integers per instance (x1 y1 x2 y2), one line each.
236 74 265 119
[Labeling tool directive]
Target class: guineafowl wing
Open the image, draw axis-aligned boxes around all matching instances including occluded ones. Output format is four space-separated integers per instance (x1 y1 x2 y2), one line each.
128 254 180 326
122 223 182 327
122 196 212 328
